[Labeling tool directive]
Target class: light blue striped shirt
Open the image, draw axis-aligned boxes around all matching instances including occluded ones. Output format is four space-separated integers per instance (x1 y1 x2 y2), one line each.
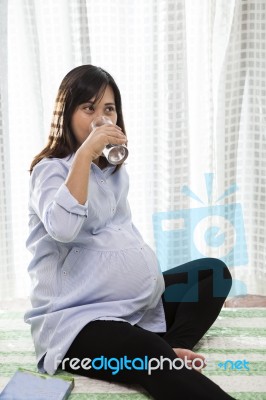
24 154 166 375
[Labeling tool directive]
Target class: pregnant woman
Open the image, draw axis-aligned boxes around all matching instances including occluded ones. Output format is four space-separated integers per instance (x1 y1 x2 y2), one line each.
25 64 235 399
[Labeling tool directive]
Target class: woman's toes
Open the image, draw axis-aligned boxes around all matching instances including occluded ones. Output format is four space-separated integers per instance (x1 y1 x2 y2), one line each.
172 348 206 372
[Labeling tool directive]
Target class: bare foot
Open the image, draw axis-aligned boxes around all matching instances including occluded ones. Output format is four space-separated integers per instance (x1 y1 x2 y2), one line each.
173 348 206 372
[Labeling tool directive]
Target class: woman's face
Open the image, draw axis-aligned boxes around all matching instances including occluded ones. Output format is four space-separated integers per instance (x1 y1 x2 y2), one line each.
71 85 117 145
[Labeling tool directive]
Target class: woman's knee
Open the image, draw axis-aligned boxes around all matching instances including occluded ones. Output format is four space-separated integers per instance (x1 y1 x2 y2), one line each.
202 258 232 297
203 257 231 278
194 257 230 277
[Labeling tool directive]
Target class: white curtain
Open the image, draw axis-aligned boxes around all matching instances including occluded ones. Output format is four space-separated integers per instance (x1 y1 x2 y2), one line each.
0 0 15 298
0 0 265 300
184 0 266 295
0 0 91 299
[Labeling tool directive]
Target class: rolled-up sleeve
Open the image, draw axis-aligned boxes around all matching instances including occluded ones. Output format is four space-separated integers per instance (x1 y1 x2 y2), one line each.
54 183 88 216
30 158 89 243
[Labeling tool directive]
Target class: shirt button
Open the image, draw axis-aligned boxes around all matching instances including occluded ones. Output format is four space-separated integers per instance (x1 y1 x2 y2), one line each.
100 179 105 183
63 271 67 275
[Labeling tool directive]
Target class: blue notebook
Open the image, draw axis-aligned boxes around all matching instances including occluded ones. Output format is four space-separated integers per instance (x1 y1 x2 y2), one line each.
0 368 74 400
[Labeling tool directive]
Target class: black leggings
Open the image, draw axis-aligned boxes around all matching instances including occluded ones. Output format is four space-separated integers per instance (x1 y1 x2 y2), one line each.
59 258 235 400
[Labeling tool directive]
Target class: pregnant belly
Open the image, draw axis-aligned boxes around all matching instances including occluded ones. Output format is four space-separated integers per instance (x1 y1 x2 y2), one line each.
60 244 164 308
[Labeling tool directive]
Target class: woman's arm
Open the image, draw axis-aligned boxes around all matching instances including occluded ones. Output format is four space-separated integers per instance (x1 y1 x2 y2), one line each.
30 124 126 243
65 123 126 205
64 148 92 205
30 159 89 243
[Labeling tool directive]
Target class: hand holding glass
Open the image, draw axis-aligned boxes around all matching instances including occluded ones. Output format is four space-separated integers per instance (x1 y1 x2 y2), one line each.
90 116 128 165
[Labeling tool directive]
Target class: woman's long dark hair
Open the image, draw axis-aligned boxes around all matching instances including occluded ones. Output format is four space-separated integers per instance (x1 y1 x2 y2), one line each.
29 65 126 174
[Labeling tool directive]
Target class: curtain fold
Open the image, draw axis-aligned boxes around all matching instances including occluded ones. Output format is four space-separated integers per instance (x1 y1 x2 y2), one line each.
0 0 15 298
153 0 190 212
150 0 191 270
68 0 91 65
214 0 266 293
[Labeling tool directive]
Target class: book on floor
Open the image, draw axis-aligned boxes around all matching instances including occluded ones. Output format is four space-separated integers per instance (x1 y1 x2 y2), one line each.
0 368 74 400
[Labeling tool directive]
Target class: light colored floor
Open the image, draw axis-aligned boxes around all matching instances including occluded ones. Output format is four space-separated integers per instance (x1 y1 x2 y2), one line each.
0 299 266 399
225 295 266 308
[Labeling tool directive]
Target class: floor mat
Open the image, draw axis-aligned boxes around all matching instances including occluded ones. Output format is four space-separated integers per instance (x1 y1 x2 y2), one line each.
0 307 265 399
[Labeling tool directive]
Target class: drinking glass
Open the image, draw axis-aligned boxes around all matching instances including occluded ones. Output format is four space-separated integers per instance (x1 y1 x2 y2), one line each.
91 116 128 165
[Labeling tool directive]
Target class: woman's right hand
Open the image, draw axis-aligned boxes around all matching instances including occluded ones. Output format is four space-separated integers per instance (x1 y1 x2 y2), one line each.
79 125 127 161
66 123 127 205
